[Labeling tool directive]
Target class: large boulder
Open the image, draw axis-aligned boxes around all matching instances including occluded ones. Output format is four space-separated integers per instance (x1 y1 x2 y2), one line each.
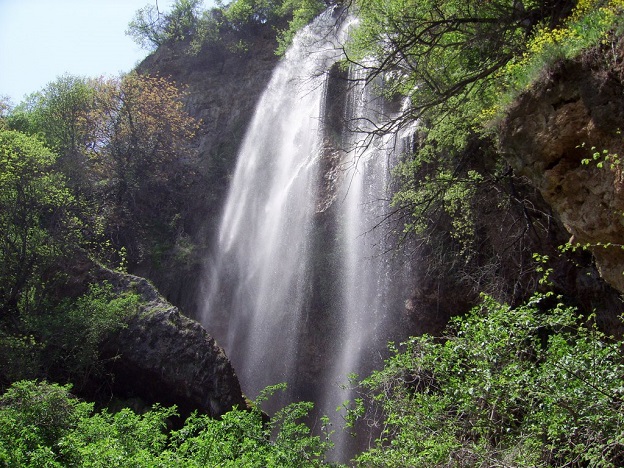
96 267 247 417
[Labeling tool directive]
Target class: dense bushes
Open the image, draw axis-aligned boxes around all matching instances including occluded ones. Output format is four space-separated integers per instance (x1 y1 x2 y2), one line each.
0 381 336 467
345 293 624 467
3 293 622 466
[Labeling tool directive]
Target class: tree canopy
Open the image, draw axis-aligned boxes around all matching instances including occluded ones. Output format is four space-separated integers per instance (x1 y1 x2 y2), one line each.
127 0 205 50
127 0 327 55
346 0 574 135
0 130 78 325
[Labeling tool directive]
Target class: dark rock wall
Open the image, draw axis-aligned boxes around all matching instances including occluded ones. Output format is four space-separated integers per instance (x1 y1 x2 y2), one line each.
134 27 280 316
500 39 624 298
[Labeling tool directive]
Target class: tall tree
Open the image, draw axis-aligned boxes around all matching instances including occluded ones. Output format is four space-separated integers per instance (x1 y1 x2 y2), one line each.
85 73 200 263
8 75 96 192
127 0 204 50
0 130 79 325
88 73 198 212
7 73 199 267
347 0 574 133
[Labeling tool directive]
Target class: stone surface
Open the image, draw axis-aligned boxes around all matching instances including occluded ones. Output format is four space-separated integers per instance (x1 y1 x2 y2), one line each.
133 26 280 314
96 267 247 417
499 40 624 294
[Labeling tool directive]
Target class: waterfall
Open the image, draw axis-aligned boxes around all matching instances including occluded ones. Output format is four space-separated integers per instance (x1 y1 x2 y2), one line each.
201 7 413 457
319 65 415 457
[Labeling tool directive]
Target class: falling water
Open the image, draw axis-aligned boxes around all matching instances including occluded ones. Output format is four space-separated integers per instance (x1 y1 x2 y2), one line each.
201 7 414 458
202 8 354 405
320 65 415 457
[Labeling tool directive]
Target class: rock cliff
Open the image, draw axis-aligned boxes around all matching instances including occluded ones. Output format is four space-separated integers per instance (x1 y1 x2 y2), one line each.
500 39 624 294
134 25 280 314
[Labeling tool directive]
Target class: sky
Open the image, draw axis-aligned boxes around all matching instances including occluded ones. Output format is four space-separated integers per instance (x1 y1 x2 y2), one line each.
0 0 214 105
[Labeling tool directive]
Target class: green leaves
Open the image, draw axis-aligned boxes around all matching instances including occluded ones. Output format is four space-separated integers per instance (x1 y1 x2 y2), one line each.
0 380 92 467
0 281 139 392
346 293 624 466
127 0 204 50
0 130 78 322
348 0 529 126
275 0 326 55
0 381 337 467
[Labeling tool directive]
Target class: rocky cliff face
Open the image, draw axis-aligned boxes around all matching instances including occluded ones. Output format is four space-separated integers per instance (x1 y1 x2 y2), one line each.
134 26 280 314
500 39 624 295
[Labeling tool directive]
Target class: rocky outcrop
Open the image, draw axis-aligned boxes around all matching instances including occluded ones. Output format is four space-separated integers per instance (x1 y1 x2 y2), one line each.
499 39 624 294
95 267 247 417
134 25 280 315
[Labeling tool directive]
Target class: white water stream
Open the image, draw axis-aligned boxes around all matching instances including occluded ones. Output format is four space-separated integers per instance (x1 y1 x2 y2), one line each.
201 8 413 458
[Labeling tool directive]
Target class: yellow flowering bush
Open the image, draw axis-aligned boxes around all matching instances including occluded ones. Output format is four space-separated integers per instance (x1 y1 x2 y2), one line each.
479 0 624 124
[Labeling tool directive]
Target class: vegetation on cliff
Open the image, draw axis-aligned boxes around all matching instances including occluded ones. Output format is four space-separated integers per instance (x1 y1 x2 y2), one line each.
127 0 327 55
2 292 623 466
345 0 624 307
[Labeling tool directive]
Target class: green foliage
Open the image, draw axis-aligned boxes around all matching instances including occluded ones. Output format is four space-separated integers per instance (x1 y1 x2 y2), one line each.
0 282 139 390
224 0 325 54
348 0 624 278
129 0 326 56
189 8 226 54
345 293 624 467
347 0 542 130
0 381 338 467
10 76 94 155
8 75 98 194
490 0 624 120
127 0 204 50
223 0 283 27
275 0 326 55
0 96 11 130
59 405 177 466
31 283 139 386
0 380 93 467
392 141 485 257
0 129 80 323
8 72 201 270
578 138 621 169
345 0 552 260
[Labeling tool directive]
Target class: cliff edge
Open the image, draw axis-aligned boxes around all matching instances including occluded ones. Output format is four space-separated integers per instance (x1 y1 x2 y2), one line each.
500 39 624 294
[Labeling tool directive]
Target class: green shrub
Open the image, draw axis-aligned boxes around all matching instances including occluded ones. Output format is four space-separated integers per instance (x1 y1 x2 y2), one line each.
345 293 624 467
0 282 139 390
0 380 92 467
0 381 338 467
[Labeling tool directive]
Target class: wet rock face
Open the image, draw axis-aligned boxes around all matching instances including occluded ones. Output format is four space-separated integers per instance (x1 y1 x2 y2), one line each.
97 268 247 417
499 40 624 293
